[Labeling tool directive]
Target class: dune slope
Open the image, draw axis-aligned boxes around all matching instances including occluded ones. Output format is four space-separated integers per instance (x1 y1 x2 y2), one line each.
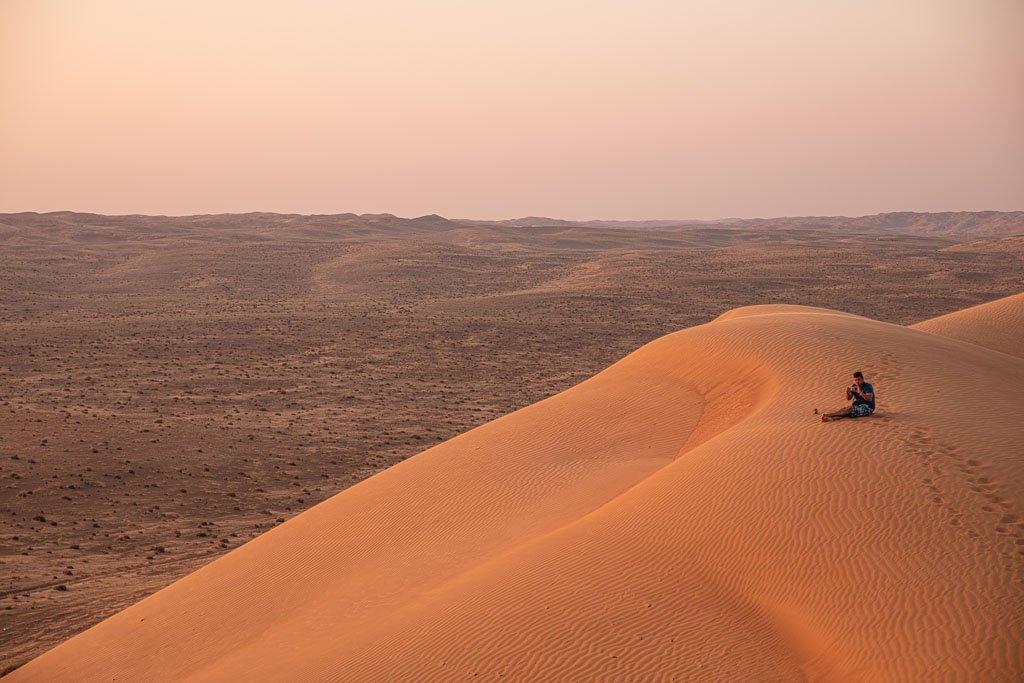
10 298 1024 681
911 291 1024 359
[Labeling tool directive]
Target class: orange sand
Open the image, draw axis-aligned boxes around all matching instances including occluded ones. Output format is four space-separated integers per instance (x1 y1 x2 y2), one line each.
911 291 1024 359
10 295 1024 681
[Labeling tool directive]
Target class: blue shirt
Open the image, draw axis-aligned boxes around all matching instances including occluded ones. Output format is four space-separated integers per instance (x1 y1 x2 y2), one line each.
852 382 875 411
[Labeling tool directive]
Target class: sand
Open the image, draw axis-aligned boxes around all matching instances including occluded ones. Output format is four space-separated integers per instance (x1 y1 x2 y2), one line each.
912 291 1024 359
8 292 1022 681
6 211 1024 668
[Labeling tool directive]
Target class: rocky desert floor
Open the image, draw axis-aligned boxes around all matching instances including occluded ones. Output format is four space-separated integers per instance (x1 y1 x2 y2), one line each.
1 211 1022 671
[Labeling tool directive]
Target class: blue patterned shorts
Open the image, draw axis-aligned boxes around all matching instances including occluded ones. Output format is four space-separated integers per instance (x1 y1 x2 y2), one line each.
851 404 873 418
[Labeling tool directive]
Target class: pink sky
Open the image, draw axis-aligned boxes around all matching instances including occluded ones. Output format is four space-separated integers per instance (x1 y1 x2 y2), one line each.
1 0 1022 219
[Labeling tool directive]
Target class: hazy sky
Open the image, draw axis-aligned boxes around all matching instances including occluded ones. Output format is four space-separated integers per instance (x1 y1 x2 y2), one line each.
2 0 1022 219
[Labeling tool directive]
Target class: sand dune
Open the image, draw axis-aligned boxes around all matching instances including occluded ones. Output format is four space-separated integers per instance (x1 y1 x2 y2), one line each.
943 235 1024 261
9 295 1024 681
912 292 1024 359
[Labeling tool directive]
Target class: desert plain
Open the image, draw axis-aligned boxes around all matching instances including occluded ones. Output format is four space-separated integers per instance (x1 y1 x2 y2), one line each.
1 210 1023 679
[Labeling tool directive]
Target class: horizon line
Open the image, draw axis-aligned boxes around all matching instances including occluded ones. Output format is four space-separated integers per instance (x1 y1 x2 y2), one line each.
2 208 1022 223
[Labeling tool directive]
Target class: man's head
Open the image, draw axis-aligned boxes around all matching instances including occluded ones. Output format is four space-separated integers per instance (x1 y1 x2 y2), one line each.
852 370 864 386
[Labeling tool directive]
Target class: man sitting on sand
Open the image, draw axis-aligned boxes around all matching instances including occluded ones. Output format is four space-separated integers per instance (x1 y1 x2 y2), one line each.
821 371 875 422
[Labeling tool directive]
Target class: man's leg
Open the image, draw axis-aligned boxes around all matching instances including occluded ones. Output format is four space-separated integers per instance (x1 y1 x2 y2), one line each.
822 406 853 422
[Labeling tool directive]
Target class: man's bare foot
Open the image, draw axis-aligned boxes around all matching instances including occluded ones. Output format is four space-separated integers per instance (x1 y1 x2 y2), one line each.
821 415 836 422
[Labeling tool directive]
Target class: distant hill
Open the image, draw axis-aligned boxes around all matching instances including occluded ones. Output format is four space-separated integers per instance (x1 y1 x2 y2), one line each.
0 211 464 242
942 234 1024 260
724 211 1024 238
462 211 1024 239
2 210 1021 243
459 216 728 229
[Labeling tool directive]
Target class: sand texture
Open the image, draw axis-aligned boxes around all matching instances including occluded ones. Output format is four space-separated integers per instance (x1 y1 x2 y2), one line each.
9 294 1023 681
912 292 1024 359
